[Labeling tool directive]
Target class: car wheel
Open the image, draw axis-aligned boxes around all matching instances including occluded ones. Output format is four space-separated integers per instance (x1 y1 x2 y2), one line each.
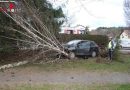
69 52 76 59
91 51 97 57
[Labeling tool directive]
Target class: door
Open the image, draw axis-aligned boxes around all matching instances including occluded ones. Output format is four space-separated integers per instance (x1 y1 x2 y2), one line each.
76 41 90 55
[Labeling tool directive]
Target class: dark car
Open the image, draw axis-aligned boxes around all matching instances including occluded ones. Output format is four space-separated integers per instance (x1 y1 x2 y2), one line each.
63 40 99 59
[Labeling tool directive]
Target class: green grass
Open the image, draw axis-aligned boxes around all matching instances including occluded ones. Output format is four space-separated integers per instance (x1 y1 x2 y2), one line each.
17 54 130 73
0 84 130 90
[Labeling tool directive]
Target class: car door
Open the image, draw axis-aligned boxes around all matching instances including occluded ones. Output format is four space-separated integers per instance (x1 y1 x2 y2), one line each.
90 42 96 50
76 41 90 55
90 41 99 54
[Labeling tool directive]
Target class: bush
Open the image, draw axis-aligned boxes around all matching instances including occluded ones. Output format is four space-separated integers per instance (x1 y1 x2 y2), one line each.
0 45 18 53
57 34 109 47
113 42 120 61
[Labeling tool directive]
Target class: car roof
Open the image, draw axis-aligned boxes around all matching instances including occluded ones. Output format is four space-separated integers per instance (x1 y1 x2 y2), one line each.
67 40 90 45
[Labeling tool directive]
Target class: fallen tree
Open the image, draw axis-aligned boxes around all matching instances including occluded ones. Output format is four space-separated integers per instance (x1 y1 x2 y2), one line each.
0 0 69 69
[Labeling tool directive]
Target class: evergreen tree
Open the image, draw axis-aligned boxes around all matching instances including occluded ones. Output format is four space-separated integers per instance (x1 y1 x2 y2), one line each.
0 0 65 52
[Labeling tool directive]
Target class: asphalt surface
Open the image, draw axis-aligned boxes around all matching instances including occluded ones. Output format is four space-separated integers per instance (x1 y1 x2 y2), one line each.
119 48 130 54
0 69 130 85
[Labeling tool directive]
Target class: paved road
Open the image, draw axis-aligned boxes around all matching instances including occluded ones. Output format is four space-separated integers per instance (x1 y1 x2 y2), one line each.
119 48 130 54
0 68 130 85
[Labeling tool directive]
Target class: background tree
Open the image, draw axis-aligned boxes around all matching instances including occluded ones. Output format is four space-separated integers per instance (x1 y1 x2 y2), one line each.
124 0 130 26
24 0 65 36
85 26 89 34
89 27 125 38
0 12 20 52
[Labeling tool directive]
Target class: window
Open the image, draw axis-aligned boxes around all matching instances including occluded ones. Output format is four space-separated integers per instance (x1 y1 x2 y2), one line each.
91 42 96 47
80 30 85 34
78 41 90 49
67 30 73 34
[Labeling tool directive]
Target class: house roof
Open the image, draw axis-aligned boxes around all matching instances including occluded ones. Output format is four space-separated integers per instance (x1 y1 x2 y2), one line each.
61 25 85 31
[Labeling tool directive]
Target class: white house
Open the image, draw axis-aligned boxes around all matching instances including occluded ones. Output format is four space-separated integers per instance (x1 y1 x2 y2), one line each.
60 25 86 34
120 30 130 39
119 30 130 48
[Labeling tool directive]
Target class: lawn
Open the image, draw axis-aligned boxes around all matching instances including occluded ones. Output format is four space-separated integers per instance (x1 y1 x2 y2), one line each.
0 54 130 90
0 84 130 90
18 54 130 73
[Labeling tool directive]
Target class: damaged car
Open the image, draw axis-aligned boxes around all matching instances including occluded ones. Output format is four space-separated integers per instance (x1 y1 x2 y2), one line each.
62 40 99 59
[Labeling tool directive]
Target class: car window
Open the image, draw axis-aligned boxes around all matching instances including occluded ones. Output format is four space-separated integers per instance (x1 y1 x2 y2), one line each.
91 42 96 47
78 41 90 49
67 40 81 45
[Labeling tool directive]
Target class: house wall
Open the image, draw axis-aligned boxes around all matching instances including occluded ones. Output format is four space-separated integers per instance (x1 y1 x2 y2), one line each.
61 25 86 34
63 29 85 34
120 30 129 39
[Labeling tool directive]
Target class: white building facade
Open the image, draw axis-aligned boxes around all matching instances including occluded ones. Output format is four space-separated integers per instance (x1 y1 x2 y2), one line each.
60 25 86 34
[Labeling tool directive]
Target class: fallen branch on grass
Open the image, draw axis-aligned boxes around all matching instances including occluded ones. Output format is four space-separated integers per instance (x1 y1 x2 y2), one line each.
0 60 29 70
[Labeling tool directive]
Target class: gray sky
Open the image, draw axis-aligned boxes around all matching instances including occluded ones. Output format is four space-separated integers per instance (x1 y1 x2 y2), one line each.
49 0 127 29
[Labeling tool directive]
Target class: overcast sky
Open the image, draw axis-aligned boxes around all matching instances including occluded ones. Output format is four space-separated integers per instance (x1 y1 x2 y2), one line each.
49 0 127 29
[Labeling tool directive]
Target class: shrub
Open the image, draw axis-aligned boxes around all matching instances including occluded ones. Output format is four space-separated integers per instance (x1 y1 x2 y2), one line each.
57 34 109 47
0 45 18 53
112 41 120 61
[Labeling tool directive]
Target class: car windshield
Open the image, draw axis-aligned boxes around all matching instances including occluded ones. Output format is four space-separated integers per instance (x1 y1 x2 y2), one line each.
67 40 81 45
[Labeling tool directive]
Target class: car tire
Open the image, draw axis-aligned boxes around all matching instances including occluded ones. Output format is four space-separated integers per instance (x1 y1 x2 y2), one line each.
91 51 97 57
69 52 76 59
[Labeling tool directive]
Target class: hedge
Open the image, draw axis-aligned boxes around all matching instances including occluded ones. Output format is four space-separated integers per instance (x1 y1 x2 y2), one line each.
0 34 109 53
57 34 109 47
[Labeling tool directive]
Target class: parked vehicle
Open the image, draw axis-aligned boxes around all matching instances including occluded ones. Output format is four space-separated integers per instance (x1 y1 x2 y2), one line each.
63 40 99 59
119 39 130 48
